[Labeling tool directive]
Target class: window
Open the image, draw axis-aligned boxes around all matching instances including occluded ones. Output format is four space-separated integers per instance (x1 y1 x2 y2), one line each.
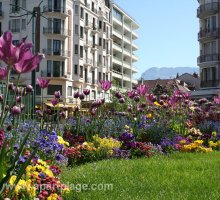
85 68 88 82
75 5 79 15
80 46 83 58
22 0 26 8
103 73 105 81
103 56 106 66
103 39 106 49
80 26 83 38
92 71 95 84
11 0 20 12
99 72 101 81
67 86 72 96
80 66 83 78
53 40 61 55
99 21 102 29
103 22 106 32
75 45 78 54
92 2 94 12
91 90 96 100
21 19 26 30
48 85 62 95
80 7 84 19
99 38 102 46
12 40 19 46
74 65 78 75
53 18 61 33
47 60 52 77
75 24 79 35
113 8 122 22
106 74 108 81
9 19 20 32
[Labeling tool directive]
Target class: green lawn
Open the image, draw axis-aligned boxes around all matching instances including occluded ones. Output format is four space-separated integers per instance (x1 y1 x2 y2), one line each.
61 152 220 200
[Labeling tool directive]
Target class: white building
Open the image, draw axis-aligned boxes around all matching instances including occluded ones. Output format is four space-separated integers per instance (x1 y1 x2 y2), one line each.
0 0 139 105
111 3 139 91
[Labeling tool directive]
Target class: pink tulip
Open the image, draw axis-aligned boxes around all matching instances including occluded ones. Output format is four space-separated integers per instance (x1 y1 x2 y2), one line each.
0 32 20 65
11 106 21 115
54 90 61 99
127 90 136 99
137 84 148 96
100 80 112 91
83 89 90 96
0 67 8 80
37 77 50 89
26 85 33 93
51 99 59 106
214 95 220 104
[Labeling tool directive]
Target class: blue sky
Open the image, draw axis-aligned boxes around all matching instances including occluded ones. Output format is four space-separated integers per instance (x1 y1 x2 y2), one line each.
115 0 199 78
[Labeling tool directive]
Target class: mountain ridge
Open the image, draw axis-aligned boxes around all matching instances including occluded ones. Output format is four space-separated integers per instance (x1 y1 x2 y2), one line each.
141 67 199 80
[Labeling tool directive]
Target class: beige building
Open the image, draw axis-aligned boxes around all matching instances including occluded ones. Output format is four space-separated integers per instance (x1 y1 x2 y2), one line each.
196 0 220 97
111 3 139 91
0 0 139 104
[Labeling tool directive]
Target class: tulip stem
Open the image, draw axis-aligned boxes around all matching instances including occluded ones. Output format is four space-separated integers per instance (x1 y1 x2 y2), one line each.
0 73 20 128
0 66 11 128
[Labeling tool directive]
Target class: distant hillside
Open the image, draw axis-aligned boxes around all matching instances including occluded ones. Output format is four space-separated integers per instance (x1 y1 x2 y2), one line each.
141 67 199 80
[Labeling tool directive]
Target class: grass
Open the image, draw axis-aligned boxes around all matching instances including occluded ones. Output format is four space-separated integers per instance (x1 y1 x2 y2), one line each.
61 152 220 200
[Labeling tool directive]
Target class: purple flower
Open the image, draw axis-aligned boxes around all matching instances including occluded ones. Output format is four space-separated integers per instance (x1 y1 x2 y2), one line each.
127 90 136 99
16 96 21 103
115 91 123 99
83 89 90 96
0 129 4 148
119 97 125 104
214 95 220 104
26 85 33 93
51 98 59 106
11 106 21 115
137 84 148 96
0 67 8 80
74 106 79 112
8 82 15 91
54 90 61 99
37 77 50 89
133 95 140 102
79 93 85 100
100 80 112 91
74 91 79 98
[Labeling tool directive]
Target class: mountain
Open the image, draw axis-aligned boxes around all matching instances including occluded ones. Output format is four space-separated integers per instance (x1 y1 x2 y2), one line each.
141 67 199 80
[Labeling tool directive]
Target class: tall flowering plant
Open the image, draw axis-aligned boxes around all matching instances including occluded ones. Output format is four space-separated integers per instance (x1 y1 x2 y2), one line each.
0 31 43 198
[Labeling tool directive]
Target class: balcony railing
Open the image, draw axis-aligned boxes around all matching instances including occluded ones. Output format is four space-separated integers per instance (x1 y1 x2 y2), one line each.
112 70 122 75
43 27 71 36
198 28 220 41
43 49 70 57
43 6 69 15
197 2 219 18
201 80 220 88
197 53 220 64
84 58 93 65
41 70 67 78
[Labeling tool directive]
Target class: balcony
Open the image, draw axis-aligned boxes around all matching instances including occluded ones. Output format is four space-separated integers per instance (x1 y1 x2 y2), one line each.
91 26 99 34
84 40 92 48
85 21 92 29
43 49 70 58
197 53 220 64
41 70 70 79
198 28 220 42
43 27 71 37
197 2 219 18
201 80 220 88
43 6 70 16
84 58 92 66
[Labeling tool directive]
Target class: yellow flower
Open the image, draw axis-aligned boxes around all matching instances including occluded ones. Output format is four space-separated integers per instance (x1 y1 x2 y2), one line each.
212 131 217 137
9 175 17 185
47 193 58 200
58 136 69 147
146 113 152 118
179 140 187 145
154 101 161 106
194 140 203 145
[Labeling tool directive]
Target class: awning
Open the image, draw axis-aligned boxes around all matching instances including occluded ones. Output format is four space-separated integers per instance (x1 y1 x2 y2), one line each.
44 102 79 109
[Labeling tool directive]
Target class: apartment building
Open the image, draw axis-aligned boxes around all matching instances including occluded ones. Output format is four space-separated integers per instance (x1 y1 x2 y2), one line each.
111 3 139 91
0 0 139 104
196 0 220 97
72 0 112 101
0 0 75 104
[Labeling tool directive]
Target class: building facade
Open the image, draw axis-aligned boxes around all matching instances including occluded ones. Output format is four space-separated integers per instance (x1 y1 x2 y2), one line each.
197 0 220 97
111 3 139 91
0 0 138 104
